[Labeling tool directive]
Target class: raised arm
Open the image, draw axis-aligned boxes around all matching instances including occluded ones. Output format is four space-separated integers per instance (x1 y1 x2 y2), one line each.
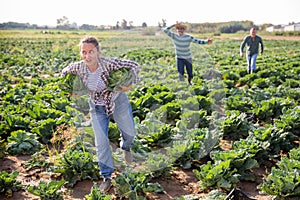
162 24 176 39
190 36 212 45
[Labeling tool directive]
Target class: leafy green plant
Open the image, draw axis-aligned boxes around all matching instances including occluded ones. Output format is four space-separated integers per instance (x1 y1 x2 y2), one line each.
24 150 50 171
193 143 259 191
50 98 69 112
225 94 254 112
153 91 176 105
189 84 209 96
231 136 268 163
211 149 259 181
52 149 100 187
274 107 300 136
174 194 201 200
0 137 6 158
113 169 163 199
31 118 58 144
27 101 65 120
134 93 163 109
64 135 95 154
121 48 173 65
7 130 41 155
143 152 173 178
136 113 174 147
27 180 66 200
222 110 251 139
0 171 22 197
4 113 31 133
85 182 112 200
177 110 209 129
193 160 239 191
259 147 300 198
195 95 213 114
170 128 220 169
253 97 295 123
151 101 181 125
253 125 297 156
108 122 121 144
250 77 271 89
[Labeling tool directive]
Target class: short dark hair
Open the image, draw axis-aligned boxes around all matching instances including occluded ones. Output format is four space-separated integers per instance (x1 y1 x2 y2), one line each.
79 35 100 51
251 26 258 31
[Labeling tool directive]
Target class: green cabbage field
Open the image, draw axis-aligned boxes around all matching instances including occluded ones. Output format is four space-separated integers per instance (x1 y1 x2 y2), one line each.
0 29 300 200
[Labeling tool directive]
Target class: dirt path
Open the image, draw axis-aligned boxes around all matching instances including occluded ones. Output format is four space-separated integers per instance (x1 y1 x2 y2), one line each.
0 153 273 200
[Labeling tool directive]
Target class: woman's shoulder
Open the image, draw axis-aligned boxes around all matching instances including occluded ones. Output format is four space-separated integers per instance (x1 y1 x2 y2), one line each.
99 57 118 63
62 60 86 75
71 60 85 66
100 57 133 65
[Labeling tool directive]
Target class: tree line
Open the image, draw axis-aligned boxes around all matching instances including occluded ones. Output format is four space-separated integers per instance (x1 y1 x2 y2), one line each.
0 18 272 34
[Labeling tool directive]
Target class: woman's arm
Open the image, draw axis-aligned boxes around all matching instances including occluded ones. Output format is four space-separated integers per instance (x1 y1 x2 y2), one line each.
61 61 83 76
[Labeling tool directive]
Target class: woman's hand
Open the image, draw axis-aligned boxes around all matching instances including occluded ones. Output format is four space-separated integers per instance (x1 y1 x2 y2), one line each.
115 85 132 92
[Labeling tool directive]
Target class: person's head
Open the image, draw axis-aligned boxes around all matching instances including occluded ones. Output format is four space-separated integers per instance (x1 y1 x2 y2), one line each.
79 35 100 67
175 24 186 36
250 27 257 37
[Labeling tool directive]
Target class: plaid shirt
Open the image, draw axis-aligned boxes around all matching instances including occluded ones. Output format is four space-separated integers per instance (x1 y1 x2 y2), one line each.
62 57 140 115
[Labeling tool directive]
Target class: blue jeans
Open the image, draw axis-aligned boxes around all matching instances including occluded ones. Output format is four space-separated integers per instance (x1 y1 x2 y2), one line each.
247 53 258 73
176 58 193 82
88 92 136 178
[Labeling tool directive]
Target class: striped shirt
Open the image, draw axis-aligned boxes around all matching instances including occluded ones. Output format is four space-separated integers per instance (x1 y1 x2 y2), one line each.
163 25 208 59
87 67 102 91
62 57 140 115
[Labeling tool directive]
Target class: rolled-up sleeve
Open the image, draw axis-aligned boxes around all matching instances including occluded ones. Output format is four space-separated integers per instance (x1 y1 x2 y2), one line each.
61 61 83 76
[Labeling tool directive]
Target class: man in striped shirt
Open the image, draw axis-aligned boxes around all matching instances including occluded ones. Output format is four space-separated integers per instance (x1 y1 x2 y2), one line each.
163 23 213 85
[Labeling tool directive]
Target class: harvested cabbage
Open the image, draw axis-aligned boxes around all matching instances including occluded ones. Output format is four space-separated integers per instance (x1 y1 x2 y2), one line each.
59 74 88 95
107 68 136 91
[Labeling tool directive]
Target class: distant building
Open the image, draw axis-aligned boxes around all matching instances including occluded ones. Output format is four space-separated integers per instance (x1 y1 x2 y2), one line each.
284 23 300 31
266 24 284 32
266 23 300 32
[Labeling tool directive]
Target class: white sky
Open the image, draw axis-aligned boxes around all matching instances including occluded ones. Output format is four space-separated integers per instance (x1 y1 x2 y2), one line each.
1 0 300 27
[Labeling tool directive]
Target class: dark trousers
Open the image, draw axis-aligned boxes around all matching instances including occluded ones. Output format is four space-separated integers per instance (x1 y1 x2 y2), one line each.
177 58 193 83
